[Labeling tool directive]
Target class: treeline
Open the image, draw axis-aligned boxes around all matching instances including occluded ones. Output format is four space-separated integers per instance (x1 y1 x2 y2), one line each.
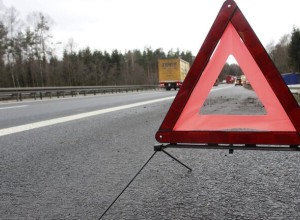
0 4 194 87
59 47 194 86
267 28 300 74
1 41 194 87
0 3 299 88
219 27 300 80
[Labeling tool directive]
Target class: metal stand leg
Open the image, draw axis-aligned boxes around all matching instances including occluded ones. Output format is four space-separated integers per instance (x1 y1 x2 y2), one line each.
154 144 192 172
98 145 192 219
98 151 157 220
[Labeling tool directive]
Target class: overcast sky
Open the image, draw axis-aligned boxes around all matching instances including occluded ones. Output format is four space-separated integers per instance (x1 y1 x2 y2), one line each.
2 0 300 56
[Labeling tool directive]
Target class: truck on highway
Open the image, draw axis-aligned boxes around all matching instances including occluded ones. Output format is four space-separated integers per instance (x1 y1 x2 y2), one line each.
158 58 190 90
226 75 235 84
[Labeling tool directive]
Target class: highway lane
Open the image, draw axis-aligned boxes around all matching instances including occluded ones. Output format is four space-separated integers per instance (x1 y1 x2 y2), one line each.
0 90 177 130
0 85 232 132
0 89 181 219
1 85 299 219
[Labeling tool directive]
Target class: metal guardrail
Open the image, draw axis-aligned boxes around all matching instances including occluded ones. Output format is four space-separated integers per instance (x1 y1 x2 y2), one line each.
0 85 162 102
1 84 299 102
287 84 300 94
244 83 300 94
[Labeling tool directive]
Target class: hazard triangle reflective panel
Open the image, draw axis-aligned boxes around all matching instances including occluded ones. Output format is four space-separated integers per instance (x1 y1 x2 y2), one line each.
155 0 300 145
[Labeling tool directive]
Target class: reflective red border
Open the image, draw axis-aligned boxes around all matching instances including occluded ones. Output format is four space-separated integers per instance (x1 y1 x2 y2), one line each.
155 0 300 145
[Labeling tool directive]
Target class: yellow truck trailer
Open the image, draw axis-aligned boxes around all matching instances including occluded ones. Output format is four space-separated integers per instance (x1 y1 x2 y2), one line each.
158 58 190 90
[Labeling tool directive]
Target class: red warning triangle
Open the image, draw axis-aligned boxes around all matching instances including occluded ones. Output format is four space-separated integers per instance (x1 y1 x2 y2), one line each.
175 23 294 132
155 0 300 145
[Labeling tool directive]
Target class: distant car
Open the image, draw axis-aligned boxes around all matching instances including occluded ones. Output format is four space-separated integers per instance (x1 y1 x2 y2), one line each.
235 77 242 86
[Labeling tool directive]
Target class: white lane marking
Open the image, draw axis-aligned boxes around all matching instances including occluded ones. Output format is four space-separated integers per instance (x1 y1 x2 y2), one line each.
0 105 28 110
211 85 234 92
0 96 175 137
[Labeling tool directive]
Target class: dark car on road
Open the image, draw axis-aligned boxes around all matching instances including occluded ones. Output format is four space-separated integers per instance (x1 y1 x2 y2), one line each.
235 77 243 86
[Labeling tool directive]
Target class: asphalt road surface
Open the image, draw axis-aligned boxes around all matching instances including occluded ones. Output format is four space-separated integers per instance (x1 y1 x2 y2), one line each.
1 86 299 219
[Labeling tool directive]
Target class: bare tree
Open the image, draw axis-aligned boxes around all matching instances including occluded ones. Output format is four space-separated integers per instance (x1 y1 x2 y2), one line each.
65 38 77 55
3 6 23 87
27 12 53 86
268 34 292 73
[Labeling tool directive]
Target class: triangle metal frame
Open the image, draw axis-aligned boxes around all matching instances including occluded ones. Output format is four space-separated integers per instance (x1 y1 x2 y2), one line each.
155 0 300 145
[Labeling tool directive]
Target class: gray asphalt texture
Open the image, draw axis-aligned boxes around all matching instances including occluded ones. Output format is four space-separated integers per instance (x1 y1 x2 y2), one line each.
1 88 300 219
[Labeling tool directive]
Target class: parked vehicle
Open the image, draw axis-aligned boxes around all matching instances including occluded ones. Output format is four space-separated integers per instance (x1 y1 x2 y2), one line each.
158 58 190 90
282 73 300 85
225 75 235 84
235 77 243 86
